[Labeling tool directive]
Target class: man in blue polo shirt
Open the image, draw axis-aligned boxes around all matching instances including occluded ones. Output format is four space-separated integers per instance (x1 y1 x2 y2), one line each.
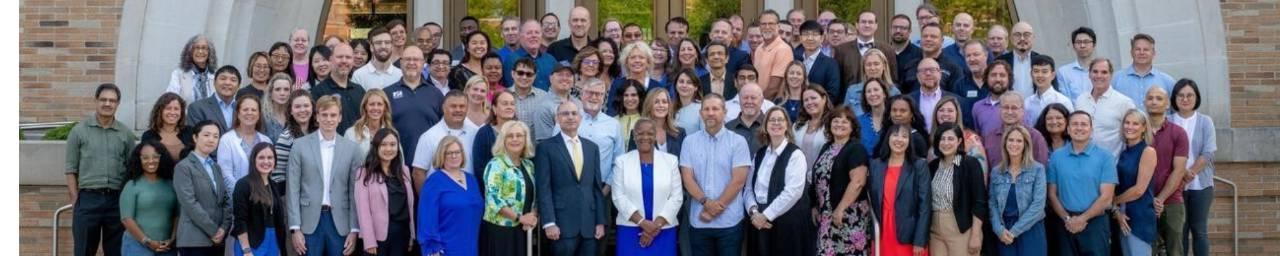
1047 111 1118 256
502 19 557 90
384 45 443 165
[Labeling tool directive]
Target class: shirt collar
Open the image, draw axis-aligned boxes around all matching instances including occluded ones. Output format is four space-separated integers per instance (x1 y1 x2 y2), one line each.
561 133 580 144
767 139 790 154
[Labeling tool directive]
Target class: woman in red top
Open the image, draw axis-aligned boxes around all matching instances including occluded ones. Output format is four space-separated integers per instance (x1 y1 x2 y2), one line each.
870 124 933 256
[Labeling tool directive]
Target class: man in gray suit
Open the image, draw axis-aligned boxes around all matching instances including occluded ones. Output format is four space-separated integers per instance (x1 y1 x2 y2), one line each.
186 65 242 130
287 95 363 256
173 120 232 255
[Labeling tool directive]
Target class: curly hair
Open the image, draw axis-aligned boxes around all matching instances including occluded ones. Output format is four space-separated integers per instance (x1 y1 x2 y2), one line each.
179 35 218 71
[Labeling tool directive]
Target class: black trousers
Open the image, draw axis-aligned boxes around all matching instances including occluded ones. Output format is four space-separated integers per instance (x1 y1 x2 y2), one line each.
73 189 122 256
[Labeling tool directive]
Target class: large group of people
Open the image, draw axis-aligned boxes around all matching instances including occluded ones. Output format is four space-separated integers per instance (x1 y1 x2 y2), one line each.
65 3 1219 256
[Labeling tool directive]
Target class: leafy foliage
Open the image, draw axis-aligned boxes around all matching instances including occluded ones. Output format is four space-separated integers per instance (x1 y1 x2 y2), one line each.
599 0 655 40
932 0 1015 39
42 122 76 141
820 0 872 25
686 0 740 42
467 0 520 47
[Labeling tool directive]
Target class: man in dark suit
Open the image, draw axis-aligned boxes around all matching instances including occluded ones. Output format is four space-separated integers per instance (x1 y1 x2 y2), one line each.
996 22 1041 97
187 65 242 130
899 23 965 94
795 20 842 96
832 12 898 92
700 42 739 99
705 19 751 76
536 100 607 256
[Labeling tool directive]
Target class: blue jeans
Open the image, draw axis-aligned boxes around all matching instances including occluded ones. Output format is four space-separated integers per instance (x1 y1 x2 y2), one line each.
304 210 346 256
689 225 743 256
73 189 122 256
121 231 176 256
1183 187 1213 256
1051 212 1111 256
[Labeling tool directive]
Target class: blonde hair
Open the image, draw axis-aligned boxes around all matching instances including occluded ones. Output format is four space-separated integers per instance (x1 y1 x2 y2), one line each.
264 73 294 121
492 120 535 159
350 89 394 141
619 41 654 78
862 49 896 86
464 76 490 108
999 125 1036 171
1123 109 1153 145
640 88 680 136
431 136 467 170
315 95 342 112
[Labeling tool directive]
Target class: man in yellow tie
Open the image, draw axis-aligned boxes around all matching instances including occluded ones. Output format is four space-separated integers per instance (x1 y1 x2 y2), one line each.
536 100 607 256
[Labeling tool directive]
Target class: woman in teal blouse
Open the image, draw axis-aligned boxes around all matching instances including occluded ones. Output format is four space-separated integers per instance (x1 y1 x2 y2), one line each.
480 121 538 256
120 140 179 255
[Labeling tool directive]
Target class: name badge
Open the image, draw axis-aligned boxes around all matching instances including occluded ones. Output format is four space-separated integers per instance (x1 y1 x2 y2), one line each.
966 90 978 98
392 91 404 99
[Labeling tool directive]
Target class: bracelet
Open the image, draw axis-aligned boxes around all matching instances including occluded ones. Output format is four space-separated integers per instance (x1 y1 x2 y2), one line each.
141 237 151 244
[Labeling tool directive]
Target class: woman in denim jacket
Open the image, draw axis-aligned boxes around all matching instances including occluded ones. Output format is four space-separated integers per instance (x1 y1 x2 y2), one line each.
988 126 1048 255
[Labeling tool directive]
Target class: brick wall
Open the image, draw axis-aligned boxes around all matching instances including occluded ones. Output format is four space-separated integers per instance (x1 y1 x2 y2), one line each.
1222 0 1280 128
19 0 125 123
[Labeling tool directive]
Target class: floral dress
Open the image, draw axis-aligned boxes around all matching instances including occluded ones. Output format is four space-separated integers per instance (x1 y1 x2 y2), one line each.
814 143 872 256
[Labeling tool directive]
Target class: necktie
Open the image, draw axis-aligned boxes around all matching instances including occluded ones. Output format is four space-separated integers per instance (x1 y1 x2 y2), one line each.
859 42 874 50
203 158 218 192
570 138 583 180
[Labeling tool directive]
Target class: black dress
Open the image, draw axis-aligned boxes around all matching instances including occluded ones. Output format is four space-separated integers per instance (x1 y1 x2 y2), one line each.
379 175 412 256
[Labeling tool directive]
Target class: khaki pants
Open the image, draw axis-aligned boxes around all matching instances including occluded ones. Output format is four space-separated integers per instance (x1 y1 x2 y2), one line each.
930 210 979 256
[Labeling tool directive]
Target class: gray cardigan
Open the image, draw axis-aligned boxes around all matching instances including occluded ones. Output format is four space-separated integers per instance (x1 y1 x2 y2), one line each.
1182 113 1217 189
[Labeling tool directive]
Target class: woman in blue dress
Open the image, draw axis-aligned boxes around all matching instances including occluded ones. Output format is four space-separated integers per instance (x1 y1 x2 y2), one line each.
418 136 484 256
1112 110 1158 256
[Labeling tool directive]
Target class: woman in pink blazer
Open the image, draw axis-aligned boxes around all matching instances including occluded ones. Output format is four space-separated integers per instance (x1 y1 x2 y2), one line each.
354 128 416 256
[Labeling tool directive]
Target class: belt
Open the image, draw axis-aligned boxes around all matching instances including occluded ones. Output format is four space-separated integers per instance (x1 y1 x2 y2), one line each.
80 188 119 194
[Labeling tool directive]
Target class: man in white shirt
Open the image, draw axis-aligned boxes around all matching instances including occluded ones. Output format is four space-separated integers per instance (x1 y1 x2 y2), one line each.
412 91 479 189
1074 58 1136 155
351 27 403 90
1026 55 1074 123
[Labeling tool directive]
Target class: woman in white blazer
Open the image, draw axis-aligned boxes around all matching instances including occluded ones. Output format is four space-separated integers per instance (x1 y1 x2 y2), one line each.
167 35 218 103
218 95 271 190
611 118 683 255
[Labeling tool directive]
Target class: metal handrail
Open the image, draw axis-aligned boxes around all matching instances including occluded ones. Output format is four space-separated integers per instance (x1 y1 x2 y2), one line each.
51 204 73 256
20 121 74 130
1213 176 1238 256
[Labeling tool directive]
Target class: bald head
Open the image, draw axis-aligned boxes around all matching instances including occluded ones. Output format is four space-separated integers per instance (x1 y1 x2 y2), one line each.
987 25 1008 55
1011 22 1034 53
520 20 543 51
569 7 591 38
952 13 974 41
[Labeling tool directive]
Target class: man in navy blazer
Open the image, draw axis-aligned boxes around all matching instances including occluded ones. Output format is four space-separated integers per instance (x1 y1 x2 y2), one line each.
536 100 607 256
794 21 842 97
700 42 738 100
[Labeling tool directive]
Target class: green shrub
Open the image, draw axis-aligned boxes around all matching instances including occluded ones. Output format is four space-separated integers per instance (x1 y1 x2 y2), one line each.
42 122 77 141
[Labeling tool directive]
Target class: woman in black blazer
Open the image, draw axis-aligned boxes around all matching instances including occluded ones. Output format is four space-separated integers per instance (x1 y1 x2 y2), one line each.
869 124 932 255
812 108 873 255
927 123 988 256
232 143 287 256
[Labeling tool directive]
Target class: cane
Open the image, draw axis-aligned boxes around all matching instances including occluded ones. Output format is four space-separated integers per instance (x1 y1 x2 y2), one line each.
527 228 534 256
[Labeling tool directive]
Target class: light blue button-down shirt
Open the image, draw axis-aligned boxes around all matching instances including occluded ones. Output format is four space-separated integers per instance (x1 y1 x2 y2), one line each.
1111 66 1175 111
577 109 624 186
1011 52 1035 97
215 96 235 127
680 128 753 228
1056 61 1091 100
194 153 219 193
1047 142 1118 212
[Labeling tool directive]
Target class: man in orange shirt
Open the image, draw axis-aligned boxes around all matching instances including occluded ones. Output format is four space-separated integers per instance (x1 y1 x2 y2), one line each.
752 10 795 99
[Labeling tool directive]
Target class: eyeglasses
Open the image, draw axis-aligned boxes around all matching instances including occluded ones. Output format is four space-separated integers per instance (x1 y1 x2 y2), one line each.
919 67 941 74
1012 32 1033 39
1073 40 1094 45
445 150 463 156
514 70 535 77
582 59 600 65
430 61 451 66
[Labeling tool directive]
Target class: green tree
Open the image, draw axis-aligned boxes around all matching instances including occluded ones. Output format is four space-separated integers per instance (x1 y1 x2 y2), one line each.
600 0 654 40
686 0 740 43
820 0 872 25
932 0 1014 39
467 0 520 47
